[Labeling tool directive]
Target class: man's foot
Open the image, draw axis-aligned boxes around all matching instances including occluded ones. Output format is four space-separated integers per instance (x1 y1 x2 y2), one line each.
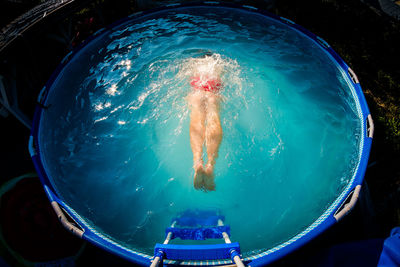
193 161 206 190
203 163 216 191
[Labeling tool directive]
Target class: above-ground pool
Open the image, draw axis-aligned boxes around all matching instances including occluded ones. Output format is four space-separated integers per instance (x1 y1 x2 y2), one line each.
30 3 373 266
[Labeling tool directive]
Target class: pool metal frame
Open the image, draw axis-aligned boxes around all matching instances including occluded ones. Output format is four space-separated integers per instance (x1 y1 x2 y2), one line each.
29 2 374 266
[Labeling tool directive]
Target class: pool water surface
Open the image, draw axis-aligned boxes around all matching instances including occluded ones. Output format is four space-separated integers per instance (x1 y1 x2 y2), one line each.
38 6 361 257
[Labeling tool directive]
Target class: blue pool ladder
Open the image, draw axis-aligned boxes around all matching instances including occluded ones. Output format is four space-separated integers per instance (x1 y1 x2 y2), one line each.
150 210 245 266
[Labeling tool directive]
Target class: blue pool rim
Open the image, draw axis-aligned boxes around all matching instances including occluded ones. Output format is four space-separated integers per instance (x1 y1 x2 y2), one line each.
29 2 373 266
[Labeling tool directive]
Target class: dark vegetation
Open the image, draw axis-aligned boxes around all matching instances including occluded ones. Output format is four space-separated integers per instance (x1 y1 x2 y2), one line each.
0 0 41 28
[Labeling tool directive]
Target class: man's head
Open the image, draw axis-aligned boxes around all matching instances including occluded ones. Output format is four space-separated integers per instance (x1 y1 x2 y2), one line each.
192 53 223 79
200 51 213 58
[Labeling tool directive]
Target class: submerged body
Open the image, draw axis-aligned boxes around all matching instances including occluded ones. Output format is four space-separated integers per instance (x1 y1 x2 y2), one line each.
187 55 224 191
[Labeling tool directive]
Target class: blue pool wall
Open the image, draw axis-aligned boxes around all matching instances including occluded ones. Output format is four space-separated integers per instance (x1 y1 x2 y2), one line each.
29 2 373 266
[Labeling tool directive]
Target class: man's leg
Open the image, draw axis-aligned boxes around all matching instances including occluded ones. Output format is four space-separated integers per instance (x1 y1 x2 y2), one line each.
204 93 223 191
188 91 207 190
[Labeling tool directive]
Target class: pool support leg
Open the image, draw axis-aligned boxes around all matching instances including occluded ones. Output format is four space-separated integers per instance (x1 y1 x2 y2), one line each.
334 185 362 221
51 201 84 238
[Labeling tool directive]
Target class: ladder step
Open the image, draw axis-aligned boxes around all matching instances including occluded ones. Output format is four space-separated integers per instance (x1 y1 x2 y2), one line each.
165 226 230 240
154 242 240 260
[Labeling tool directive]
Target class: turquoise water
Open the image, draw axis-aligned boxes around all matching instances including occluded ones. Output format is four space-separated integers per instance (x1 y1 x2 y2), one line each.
39 7 361 257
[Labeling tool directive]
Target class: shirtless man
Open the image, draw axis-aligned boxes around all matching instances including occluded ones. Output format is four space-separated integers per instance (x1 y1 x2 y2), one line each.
187 54 223 192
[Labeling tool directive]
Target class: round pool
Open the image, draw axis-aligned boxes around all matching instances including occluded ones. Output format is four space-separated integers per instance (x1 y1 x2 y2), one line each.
30 3 373 266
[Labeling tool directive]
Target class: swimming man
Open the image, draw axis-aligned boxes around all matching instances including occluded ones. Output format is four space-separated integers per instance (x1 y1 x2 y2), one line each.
187 54 223 192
